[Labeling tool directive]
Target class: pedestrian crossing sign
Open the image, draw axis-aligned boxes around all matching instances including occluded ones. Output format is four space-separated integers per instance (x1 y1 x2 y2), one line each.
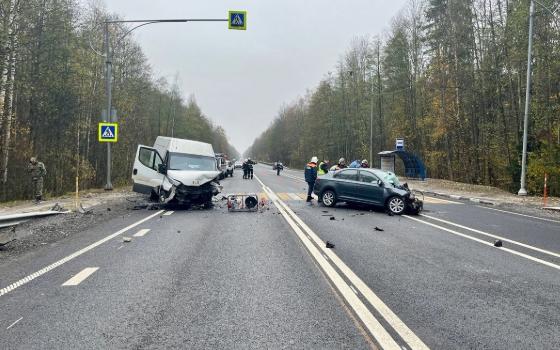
98 122 118 143
228 11 247 30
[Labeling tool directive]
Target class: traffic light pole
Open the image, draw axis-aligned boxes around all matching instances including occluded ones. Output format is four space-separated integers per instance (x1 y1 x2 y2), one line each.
102 18 228 191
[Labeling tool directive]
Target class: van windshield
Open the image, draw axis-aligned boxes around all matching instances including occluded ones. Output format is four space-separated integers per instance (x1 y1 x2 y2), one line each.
168 153 217 171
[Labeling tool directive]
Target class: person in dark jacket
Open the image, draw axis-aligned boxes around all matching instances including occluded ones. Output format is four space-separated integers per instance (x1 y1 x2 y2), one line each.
304 156 318 202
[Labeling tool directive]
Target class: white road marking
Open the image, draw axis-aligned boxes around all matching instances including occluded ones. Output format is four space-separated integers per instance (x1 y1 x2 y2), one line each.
478 206 560 224
255 175 429 350
350 285 359 295
6 317 22 330
404 215 560 271
423 196 462 205
287 193 301 200
0 210 164 298
420 214 560 259
163 211 174 216
133 229 150 237
116 245 124 250
62 267 99 286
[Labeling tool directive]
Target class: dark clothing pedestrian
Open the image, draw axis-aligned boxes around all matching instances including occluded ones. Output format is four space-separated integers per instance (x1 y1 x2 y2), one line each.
28 159 46 202
304 161 318 202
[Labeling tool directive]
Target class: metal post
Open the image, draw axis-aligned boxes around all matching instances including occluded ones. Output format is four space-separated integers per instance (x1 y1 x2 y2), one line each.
369 70 374 167
518 0 535 196
104 22 113 190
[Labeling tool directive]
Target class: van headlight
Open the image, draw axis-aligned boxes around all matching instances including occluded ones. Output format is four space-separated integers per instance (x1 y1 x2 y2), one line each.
167 176 182 187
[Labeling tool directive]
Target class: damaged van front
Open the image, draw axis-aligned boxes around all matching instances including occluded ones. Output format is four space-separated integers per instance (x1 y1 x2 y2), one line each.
132 137 221 207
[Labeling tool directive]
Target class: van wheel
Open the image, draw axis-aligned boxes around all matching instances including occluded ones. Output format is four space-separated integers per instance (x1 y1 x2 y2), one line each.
321 190 337 207
387 196 406 215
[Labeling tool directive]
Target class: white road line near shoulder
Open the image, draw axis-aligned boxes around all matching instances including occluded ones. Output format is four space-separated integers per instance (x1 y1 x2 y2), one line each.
420 214 560 259
478 206 560 224
133 229 150 237
423 196 462 205
255 175 429 350
287 193 301 200
0 210 164 298
163 211 174 216
62 267 99 286
404 215 560 271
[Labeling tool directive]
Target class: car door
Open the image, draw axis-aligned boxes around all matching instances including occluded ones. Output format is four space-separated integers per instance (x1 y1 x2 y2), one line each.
356 170 385 205
333 169 360 200
132 145 164 194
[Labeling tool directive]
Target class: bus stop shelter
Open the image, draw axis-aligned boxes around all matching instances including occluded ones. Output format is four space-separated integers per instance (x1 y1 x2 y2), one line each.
378 150 426 180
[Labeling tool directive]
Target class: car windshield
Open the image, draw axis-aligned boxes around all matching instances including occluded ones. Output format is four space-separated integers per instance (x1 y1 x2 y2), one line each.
168 153 216 171
371 169 401 186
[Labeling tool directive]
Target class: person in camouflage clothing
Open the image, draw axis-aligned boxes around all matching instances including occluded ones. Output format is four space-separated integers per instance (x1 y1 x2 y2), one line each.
28 157 47 203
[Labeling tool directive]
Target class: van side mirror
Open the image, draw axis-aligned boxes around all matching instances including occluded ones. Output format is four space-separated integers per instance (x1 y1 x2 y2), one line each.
158 164 167 174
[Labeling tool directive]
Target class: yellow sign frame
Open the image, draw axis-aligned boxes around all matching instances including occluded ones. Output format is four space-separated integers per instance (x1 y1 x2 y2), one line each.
228 11 247 30
98 122 118 143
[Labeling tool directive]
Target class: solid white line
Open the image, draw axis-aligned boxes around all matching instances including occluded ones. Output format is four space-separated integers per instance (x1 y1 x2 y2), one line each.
163 211 174 216
133 229 150 237
420 214 560 259
0 210 164 298
255 175 429 350
478 206 560 224
404 215 560 271
62 267 99 286
350 285 359 295
423 196 462 205
6 317 23 330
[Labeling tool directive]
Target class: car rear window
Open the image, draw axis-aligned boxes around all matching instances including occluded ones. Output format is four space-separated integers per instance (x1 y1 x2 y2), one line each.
334 169 359 181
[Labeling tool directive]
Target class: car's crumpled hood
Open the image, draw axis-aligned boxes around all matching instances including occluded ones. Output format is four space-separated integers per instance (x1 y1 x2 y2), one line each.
167 170 220 187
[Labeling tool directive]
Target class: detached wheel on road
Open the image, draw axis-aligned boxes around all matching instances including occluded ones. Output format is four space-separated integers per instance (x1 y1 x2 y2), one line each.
321 190 337 207
387 196 406 215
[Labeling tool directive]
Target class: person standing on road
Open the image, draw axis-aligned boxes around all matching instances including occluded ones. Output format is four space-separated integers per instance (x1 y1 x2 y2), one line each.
318 159 330 175
330 158 347 172
360 159 369 168
27 157 47 203
304 156 318 202
275 160 283 176
349 159 361 168
246 158 255 179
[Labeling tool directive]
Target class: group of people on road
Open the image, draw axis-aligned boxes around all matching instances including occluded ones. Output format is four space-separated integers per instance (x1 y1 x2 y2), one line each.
242 158 255 179
304 156 370 202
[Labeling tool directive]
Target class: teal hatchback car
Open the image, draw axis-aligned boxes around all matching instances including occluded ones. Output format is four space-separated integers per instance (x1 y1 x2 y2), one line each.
313 168 423 215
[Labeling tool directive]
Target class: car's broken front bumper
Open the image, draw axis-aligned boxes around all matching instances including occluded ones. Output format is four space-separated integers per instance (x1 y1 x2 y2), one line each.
407 198 423 213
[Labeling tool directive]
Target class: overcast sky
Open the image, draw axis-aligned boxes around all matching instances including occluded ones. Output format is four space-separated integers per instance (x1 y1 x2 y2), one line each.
104 0 408 153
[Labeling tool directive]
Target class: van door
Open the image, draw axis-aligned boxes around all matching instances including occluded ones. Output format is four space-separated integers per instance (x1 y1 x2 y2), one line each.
132 145 164 194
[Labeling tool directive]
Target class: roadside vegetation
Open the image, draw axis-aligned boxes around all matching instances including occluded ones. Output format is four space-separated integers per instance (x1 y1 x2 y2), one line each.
246 0 560 196
0 0 238 202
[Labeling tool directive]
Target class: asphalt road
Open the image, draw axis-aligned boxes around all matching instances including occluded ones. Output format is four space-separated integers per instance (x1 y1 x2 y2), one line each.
1 164 559 349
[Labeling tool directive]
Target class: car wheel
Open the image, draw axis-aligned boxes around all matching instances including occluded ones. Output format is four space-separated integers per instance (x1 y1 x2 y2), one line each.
387 196 406 215
321 190 337 207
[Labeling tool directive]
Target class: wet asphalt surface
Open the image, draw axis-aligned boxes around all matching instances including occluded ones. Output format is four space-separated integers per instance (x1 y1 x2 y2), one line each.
0 164 559 349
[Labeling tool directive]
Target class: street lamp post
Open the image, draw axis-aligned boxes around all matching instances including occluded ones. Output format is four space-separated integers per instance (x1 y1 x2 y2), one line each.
518 0 535 196
518 0 558 195
101 18 228 190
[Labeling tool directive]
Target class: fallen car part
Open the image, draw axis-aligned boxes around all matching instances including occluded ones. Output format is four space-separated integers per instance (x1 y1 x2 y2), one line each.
227 194 259 212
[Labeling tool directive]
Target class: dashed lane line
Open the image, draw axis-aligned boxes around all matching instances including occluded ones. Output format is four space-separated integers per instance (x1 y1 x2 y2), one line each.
163 211 174 216
6 317 23 330
133 229 150 237
62 267 99 286
0 210 164 298
404 215 560 271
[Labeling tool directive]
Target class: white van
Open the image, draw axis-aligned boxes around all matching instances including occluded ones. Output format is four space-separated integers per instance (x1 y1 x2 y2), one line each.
132 136 222 206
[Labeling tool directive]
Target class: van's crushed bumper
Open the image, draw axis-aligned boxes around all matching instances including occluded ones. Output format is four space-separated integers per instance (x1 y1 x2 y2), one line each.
167 181 221 205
